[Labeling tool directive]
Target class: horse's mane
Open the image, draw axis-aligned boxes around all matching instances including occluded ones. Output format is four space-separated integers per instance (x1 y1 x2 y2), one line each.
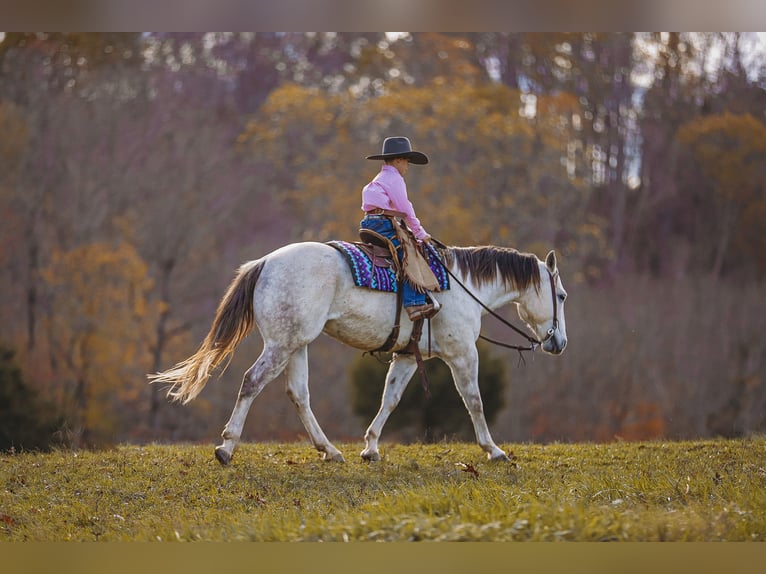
441 246 541 292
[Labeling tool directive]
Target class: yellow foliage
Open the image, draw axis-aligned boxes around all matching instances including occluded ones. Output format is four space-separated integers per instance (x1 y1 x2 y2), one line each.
41 240 159 443
677 112 766 202
240 79 598 265
415 33 483 83
677 112 766 269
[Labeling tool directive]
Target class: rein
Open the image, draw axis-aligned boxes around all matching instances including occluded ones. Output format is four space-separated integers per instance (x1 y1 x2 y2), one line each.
431 238 559 362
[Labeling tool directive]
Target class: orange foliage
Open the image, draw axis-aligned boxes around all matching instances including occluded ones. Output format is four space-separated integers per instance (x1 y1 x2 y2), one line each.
615 401 666 441
40 241 159 445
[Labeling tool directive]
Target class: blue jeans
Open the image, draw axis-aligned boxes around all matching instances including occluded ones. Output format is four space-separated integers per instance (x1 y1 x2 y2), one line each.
360 215 426 307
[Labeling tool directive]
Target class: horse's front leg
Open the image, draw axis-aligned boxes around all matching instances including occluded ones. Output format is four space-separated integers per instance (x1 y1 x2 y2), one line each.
361 354 418 462
285 345 344 462
446 348 510 462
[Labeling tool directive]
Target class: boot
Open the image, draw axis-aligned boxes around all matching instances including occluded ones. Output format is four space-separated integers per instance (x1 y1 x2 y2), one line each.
406 301 440 321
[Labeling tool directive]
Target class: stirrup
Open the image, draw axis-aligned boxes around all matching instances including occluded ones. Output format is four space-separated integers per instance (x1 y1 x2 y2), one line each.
406 303 439 322
429 297 441 314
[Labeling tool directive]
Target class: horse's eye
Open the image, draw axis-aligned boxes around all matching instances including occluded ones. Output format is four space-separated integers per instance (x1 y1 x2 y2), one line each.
558 293 567 302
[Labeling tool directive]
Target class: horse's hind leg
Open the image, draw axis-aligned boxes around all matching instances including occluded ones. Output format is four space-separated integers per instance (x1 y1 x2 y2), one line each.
361 354 418 462
215 343 290 465
285 345 345 462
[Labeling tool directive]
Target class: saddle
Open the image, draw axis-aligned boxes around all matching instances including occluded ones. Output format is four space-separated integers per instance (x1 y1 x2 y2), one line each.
357 228 401 275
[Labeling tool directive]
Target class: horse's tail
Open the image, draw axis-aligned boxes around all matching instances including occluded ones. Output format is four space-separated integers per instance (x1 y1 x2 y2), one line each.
148 259 265 404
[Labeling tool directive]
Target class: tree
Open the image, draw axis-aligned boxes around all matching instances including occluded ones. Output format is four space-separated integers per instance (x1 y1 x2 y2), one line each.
0 346 61 452
240 80 604 277
676 112 766 277
524 33 637 274
119 51 280 431
630 33 707 277
40 241 158 446
349 343 506 442
0 101 28 334
0 33 145 354
630 33 766 279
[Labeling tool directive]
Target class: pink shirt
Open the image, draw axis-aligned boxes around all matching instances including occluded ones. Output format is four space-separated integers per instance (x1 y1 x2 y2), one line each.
361 164 428 240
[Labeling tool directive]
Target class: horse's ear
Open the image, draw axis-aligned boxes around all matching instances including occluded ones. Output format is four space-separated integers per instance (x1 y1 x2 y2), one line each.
545 250 557 274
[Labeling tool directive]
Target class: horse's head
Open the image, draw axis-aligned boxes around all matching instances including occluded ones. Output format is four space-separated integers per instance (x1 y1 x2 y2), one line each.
516 250 568 355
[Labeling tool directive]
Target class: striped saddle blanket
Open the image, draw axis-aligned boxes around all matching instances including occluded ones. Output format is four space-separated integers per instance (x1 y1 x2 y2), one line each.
327 240 450 293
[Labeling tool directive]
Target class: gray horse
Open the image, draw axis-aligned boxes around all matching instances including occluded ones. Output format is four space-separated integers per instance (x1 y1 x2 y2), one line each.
149 241 568 465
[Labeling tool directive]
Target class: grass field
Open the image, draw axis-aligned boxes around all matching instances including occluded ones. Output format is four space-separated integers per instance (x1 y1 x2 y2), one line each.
1 438 765 542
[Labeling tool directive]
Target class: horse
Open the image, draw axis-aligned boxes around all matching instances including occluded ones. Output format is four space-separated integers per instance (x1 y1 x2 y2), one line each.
148 241 568 465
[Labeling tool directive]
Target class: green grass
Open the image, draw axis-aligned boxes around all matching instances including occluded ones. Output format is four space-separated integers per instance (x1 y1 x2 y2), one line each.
1 438 765 541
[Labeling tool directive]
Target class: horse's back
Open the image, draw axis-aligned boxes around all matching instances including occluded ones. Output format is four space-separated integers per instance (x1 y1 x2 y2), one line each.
263 240 339 261
259 241 348 280
255 241 401 351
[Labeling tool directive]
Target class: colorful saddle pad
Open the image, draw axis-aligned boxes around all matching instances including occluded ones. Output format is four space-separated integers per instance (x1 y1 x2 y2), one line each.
327 240 450 293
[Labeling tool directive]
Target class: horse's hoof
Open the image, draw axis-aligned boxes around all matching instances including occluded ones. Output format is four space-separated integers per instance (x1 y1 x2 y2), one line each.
488 451 511 462
360 451 380 462
215 446 232 466
322 451 346 463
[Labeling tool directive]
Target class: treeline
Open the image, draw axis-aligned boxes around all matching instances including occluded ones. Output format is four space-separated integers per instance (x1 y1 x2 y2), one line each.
0 33 764 448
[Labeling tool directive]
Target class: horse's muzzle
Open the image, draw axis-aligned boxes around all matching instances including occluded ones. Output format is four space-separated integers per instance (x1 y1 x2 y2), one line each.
543 333 567 355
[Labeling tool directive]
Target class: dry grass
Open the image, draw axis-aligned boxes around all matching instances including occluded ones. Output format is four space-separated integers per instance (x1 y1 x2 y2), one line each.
2 438 765 541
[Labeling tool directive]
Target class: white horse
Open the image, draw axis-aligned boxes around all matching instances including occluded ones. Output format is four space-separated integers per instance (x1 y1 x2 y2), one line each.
149 241 567 464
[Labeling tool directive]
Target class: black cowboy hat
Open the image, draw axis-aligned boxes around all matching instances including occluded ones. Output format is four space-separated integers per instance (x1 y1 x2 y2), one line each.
365 136 429 165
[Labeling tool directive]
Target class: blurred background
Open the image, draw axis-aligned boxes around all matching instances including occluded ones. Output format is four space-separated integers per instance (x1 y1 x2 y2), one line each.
1 32 764 450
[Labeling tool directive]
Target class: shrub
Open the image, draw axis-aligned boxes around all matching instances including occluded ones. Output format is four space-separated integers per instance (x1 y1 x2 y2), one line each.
0 346 61 452
349 342 506 442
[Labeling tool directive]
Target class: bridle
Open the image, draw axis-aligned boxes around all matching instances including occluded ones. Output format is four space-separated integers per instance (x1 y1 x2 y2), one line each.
456 267 558 351
540 269 560 343
432 240 560 361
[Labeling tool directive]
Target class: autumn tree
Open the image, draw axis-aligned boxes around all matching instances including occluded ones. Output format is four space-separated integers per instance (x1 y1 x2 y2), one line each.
676 112 766 277
40 241 158 446
0 33 275 437
455 33 639 274
630 33 707 277
0 33 145 354
241 78 605 279
122 38 285 431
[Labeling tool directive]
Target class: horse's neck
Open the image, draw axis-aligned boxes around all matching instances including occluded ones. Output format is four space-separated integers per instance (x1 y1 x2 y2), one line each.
466 276 522 312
